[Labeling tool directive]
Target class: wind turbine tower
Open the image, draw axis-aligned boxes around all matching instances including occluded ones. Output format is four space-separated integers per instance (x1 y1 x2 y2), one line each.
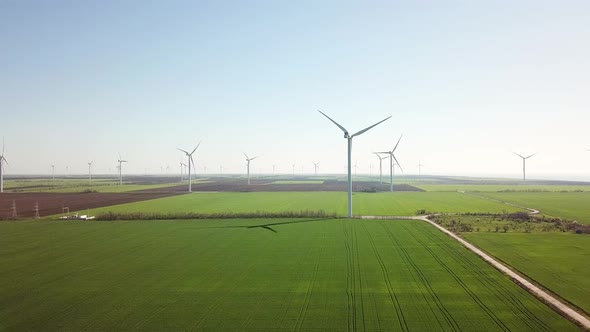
313 162 320 176
0 140 7 193
244 153 257 185
177 142 200 192
374 153 387 184
417 161 424 177
514 152 537 182
292 163 296 176
376 135 403 192
319 111 391 217
117 154 128 185
88 161 93 186
51 165 55 181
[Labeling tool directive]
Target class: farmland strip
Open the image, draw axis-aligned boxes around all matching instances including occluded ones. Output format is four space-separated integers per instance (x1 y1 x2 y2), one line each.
361 223 408 331
410 224 552 331
378 222 459 331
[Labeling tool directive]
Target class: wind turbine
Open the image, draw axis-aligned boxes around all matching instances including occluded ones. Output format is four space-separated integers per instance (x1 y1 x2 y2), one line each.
0 140 7 193
354 162 359 177
244 153 257 185
376 135 403 192
373 153 387 184
177 142 200 192
313 162 320 176
417 161 424 177
88 161 93 186
219 165 223 174
117 153 128 185
319 110 391 217
292 163 296 176
272 164 276 175
514 152 537 182
179 162 185 181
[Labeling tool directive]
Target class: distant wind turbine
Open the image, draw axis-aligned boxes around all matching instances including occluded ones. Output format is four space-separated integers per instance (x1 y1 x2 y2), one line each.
272 164 276 175
244 153 257 185
219 165 223 174
179 162 185 181
313 162 320 176
0 139 7 193
319 110 391 217
373 153 387 184
292 163 296 176
88 161 93 186
514 152 537 182
177 142 200 192
417 161 424 177
117 153 128 185
51 164 55 181
376 135 403 192
354 162 359 177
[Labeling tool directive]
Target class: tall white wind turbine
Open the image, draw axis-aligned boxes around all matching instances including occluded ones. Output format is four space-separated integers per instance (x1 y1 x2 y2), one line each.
514 152 537 182
313 162 320 176
244 153 257 185
177 142 200 192
373 153 387 184
51 165 55 181
117 154 128 185
319 111 391 217
0 140 7 193
376 135 403 192
417 161 424 177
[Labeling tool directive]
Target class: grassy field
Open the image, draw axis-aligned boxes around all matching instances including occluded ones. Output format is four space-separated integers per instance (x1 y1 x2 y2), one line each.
480 192 590 224
414 184 590 192
85 192 523 217
0 219 576 331
464 233 590 315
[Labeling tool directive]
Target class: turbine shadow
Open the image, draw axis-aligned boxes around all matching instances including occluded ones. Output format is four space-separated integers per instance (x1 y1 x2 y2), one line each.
205 218 334 233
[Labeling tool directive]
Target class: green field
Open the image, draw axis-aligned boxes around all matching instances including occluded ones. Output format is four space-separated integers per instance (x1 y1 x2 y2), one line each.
0 219 576 330
414 184 590 192
464 233 590 315
86 192 523 217
480 192 590 224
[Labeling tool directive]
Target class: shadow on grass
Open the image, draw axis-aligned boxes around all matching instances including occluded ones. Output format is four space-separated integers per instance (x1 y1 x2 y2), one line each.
209 218 333 233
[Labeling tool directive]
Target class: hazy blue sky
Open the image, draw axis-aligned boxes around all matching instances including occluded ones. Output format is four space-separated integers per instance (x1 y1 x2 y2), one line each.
1 1 589 180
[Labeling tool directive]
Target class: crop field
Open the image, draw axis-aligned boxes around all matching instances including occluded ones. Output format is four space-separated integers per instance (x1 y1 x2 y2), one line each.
464 233 590 315
272 180 326 184
0 219 576 331
2 178 188 193
414 184 590 192
87 192 523 217
479 192 590 224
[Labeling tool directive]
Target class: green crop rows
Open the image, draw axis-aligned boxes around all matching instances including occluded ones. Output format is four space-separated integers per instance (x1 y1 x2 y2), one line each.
0 219 575 331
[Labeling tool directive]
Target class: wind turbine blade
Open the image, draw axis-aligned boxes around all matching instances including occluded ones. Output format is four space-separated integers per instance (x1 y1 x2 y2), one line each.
513 152 525 159
392 134 403 152
190 155 196 173
177 148 189 155
525 152 537 159
190 141 201 155
251 156 258 161
375 151 390 154
351 116 391 137
244 153 249 160
318 110 349 136
392 154 403 173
